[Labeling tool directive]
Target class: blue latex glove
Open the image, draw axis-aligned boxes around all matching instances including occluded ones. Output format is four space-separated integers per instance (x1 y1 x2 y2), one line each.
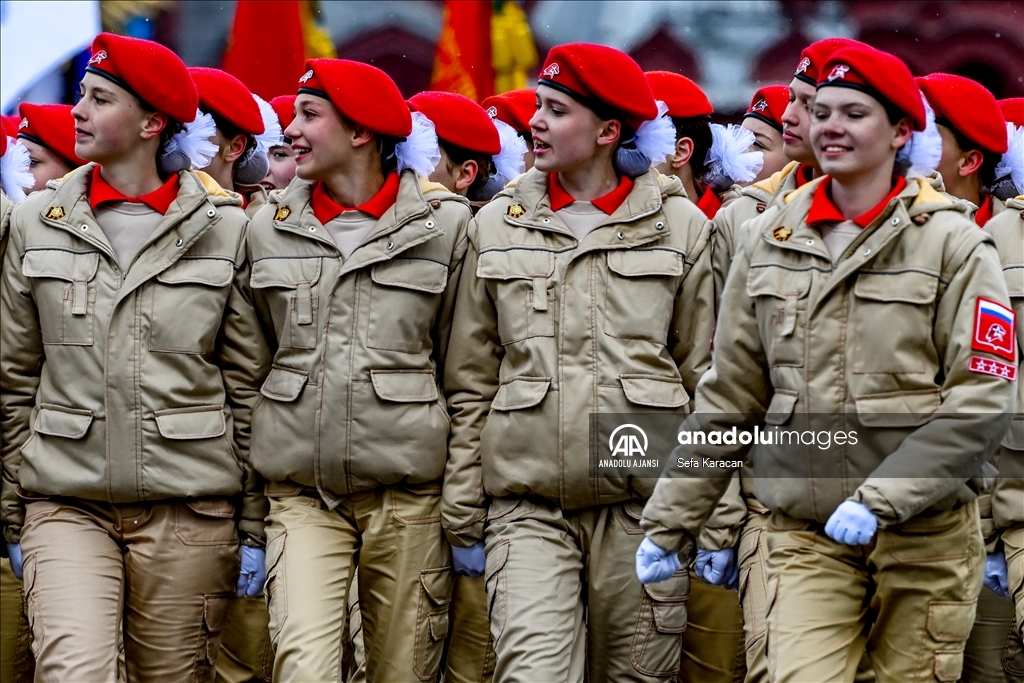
236 546 267 597
984 552 1009 597
451 542 486 578
825 501 878 546
6 544 23 581
636 537 680 584
695 548 738 589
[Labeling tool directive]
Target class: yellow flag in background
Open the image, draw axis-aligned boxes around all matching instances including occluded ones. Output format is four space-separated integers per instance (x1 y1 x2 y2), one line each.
492 1 537 94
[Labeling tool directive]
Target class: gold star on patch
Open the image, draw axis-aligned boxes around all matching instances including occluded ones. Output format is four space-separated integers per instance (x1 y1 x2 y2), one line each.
506 204 526 219
274 206 291 221
773 226 793 242
45 206 66 221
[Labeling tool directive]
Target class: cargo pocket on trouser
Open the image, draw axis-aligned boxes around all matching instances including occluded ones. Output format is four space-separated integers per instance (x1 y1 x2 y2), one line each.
192 594 230 683
413 566 454 681
264 531 287 648
630 567 689 677
21 553 41 657
484 539 510 643
927 600 977 681
1003 619 1024 678
738 519 768 648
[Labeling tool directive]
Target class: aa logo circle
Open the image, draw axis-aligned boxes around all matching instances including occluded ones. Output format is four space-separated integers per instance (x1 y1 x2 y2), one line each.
608 424 648 458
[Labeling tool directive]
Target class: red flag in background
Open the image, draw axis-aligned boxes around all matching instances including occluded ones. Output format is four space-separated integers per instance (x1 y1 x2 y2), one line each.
431 1 493 102
223 0 305 100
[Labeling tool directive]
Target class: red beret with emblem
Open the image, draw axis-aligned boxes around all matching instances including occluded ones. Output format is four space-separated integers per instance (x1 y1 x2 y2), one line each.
296 58 411 138
794 37 863 86
645 71 712 119
270 95 297 131
538 43 658 130
408 91 500 155
188 67 264 136
817 45 926 131
999 98 1024 128
86 33 197 124
17 103 86 167
481 89 535 136
917 73 1007 154
2 116 19 138
743 84 789 132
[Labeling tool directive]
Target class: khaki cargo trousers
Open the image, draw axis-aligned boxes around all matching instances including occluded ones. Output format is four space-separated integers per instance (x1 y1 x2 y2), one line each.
764 502 984 683
265 484 452 683
0 557 33 683
20 497 239 683
484 497 688 683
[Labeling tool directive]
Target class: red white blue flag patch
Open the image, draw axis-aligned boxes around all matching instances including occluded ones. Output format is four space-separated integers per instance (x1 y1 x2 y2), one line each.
972 297 1016 362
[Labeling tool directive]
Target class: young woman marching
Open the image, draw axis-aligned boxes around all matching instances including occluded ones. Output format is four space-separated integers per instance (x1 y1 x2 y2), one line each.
244 58 472 682
0 33 268 682
639 43 1015 683
444 43 714 681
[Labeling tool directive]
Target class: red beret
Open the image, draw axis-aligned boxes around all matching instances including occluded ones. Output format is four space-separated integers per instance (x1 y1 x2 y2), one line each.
408 91 500 156
818 45 926 131
917 73 1007 154
189 67 264 136
538 43 658 130
297 58 411 138
1 129 6 158
645 71 713 120
86 33 197 124
482 89 535 136
2 116 19 138
17 103 86 168
998 98 1024 128
270 95 297 131
743 84 789 132
794 37 863 86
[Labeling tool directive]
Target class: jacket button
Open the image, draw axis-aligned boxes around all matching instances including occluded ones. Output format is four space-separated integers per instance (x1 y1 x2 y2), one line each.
616 231 625 240
207 209 217 218
387 241 395 250
655 222 665 230
863 248 871 255
425 220 435 229
890 217 899 226
80 224 88 231
806 239 814 245
542 218 550 223
175 239 183 247
309 226 316 232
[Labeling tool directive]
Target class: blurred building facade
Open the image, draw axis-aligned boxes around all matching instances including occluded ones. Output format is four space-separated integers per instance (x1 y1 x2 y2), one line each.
26 0 1024 115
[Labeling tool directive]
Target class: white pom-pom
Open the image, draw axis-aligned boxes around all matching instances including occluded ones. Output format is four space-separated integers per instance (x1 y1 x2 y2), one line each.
253 94 283 153
704 123 763 185
633 100 677 168
492 118 527 185
995 122 1024 196
163 109 220 170
897 93 942 179
395 111 441 178
1 137 34 203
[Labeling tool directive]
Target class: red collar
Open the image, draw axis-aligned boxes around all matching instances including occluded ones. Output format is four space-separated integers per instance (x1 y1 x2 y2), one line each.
694 184 723 220
807 176 908 228
310 173 400 224
795 164 816 188
88 166 180 214
548 174 634 215
974 194 994 227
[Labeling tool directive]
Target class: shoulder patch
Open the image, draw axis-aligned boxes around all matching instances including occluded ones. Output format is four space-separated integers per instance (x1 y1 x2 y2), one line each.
969 356 1017 381
972 297 1016 362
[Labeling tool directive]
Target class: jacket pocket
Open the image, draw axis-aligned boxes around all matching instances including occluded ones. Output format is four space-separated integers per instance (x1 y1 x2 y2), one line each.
22 249 99 346
149 257 234 354
747 264 810 368
414 567 454 681
260 366 308 402
33 404 94 439
491 376 551 411
477 249 555 344
250 257 322 350
619 375 689 409
630 568 689 676
764 390 798 426
370 369 439 403
851 270 938 374
367 258 448 354
853 388 941 427
603 249 683 343
154 405 227 440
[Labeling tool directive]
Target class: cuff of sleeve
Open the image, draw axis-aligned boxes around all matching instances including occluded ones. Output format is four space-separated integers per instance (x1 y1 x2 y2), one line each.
697 524 741 551
2 525 21 544
238 518 266 546
851 486 899 528
640 517 691 555
444 520 484 548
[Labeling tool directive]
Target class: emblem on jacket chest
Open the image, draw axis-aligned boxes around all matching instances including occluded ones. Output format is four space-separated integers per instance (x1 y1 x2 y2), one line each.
274 206 291 221
45 206 66 220
773 226 793 242
506 204 526 219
